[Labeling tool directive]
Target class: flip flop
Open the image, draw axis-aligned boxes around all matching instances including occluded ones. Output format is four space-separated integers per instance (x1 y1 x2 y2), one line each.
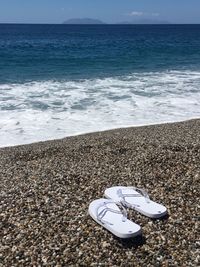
104 186 167 219
88 198 141 238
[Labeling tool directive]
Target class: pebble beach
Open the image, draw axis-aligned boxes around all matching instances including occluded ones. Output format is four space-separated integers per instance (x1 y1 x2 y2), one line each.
0 119 200 266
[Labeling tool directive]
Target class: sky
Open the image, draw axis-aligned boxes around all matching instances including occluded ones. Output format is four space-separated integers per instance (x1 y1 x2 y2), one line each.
0 0 200 24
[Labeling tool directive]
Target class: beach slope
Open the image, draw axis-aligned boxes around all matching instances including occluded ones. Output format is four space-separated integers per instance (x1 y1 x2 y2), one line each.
0 119 199 266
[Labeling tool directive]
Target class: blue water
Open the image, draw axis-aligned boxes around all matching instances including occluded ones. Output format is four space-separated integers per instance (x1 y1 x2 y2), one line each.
1 24 200 83
0 24 200 146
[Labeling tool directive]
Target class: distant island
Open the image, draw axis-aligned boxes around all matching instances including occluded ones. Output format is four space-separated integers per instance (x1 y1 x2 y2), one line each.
63 18 105 24
118 19 170 25
63 18 170 25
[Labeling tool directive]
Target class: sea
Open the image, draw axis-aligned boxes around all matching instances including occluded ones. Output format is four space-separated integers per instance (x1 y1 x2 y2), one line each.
0 24 200 147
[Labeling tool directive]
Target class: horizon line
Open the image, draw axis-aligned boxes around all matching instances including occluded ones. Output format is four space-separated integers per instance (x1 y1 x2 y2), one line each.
0 22 200 25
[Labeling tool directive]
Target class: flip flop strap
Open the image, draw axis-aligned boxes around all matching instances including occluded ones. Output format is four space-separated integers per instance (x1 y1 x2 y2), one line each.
117 187 150 208
96 200 127 225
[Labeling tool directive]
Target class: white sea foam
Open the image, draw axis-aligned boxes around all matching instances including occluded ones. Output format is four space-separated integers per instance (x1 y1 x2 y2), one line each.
0 70 200 147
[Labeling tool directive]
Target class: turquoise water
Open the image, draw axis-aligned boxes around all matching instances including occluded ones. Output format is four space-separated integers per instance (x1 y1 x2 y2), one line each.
0 24 200 146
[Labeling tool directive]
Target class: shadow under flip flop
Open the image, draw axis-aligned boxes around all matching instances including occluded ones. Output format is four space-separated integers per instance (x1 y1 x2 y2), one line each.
114 234 146 249
151 213 169 222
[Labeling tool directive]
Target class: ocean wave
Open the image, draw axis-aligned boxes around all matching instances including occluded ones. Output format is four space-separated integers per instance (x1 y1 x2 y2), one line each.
0 70 200 147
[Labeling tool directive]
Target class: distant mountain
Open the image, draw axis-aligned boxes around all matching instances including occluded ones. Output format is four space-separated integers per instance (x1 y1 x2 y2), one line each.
118 19 170 25
63 18 170 25
63 18 105 24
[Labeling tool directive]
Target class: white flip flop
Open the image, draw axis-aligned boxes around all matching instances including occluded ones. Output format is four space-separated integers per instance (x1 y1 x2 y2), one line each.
88 198 141 238
104 186 167 219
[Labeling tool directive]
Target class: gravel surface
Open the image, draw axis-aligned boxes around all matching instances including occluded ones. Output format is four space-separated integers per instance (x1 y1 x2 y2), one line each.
0 119 200 267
